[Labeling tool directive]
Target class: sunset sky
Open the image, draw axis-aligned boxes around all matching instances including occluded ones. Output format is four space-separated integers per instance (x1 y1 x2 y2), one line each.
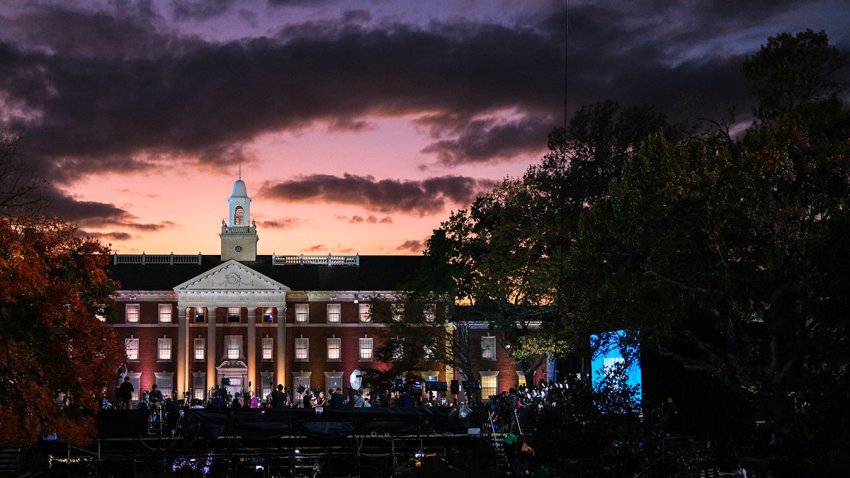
1 1 847 255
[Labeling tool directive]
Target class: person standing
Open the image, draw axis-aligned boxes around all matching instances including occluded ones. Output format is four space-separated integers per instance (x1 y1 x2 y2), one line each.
400 388 415 408
149 384 164 408
353 390 366 408
271 384 286 409
314 391 326 407
664 396 679 433
118 376 134 410
331 388 344 407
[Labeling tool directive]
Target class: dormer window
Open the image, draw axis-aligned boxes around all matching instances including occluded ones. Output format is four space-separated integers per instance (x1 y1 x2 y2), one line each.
234 206 244 225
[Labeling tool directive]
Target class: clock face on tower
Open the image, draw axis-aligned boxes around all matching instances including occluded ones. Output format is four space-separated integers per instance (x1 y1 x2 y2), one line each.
235 245 243 252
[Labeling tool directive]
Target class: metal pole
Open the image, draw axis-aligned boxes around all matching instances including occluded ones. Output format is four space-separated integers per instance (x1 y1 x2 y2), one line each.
391 438 396 470
514 408 523 436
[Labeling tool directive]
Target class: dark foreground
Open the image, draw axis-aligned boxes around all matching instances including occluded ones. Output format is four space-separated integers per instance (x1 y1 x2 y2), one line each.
3 407 520 478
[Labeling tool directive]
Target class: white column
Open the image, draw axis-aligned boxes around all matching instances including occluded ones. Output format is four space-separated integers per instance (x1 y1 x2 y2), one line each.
206 306 217 390
276 304 286 389
177 306 187 398
247 307 257 393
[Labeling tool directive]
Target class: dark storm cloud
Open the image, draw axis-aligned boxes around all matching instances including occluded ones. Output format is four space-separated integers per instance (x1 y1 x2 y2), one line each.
259 174 493 215
0 4 176 59
420 113 558 166
42 187 178 230
553 1 833 119
78 230 134 241
121 220 177 231
337 215 393 224
45 189 130 223
0 4 565 183
171 0 236 21
82 217 176 231
268 0 341 6
259 217 302 230
1 0 843 188
396 239 423 253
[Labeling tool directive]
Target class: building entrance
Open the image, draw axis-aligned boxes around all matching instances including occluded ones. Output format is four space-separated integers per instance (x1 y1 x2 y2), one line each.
216 360 249 397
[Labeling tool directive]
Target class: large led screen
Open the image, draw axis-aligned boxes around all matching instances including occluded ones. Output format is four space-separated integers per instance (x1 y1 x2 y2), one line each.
590 330 642 401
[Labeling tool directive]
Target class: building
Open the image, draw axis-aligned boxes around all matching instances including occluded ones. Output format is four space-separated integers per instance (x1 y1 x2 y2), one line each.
106 177 533 404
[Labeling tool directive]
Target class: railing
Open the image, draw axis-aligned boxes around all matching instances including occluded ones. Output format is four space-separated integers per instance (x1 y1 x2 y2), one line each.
113 253 203 265
273 253 360 266
222 226 254 234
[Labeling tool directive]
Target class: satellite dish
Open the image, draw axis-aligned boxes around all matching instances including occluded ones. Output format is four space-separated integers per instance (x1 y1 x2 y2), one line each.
349 369 362 390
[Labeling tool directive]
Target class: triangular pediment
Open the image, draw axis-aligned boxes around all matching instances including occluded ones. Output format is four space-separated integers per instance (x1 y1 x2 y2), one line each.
174 260 290 292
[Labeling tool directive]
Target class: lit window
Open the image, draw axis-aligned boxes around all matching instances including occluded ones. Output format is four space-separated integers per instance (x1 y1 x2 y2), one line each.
481 372 499 399
158 304 172 322
193 373 206 401
423 303 436 322
327 303 341 323
154 373 173 398
264 308 274 323
227 307 240 323
261 372 274 400
295 304 309 323
125 304 140 323
392 341 404 361
327 337 341 361
391 303 404 322
424 345 435 360
125 337 139 361
118 374 141 401
516 371 527 387
358 303 371 322
194 308 205 323
325 371 343 392
295 338 309 361
158 337 172 361
225 335 241 360
292 372 311 401
262 338 273 360
194 338 205 360
482 336 497 360
359 337 373 361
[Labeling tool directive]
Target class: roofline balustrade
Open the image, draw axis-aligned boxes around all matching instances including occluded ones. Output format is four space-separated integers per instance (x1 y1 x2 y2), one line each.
113 253 203 265
273 253 360 266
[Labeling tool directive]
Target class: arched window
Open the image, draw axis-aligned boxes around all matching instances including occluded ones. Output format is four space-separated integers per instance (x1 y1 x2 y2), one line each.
234 206 244 225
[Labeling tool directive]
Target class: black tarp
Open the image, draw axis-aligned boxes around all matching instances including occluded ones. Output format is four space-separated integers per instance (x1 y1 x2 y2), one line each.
182 407 474 440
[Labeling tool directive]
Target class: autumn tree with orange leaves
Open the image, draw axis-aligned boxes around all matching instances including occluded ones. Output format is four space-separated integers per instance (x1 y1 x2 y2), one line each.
0 143 125 446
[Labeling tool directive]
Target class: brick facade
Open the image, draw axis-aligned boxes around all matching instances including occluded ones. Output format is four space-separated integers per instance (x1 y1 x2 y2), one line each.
106 178 541 405
109 289 543 405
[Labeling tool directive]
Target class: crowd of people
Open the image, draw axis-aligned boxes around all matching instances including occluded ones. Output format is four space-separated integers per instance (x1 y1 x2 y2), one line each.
487 380 573 477
488 379 570 435
109 378 480 415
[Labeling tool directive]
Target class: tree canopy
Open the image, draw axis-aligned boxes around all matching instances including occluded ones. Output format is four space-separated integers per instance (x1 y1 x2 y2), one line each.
408 29 848 475
568 30 850 474
0 146 124 446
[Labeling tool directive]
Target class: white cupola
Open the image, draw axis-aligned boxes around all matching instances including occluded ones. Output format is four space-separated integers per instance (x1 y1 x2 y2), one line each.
228 178 252 227
220 176 259 261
